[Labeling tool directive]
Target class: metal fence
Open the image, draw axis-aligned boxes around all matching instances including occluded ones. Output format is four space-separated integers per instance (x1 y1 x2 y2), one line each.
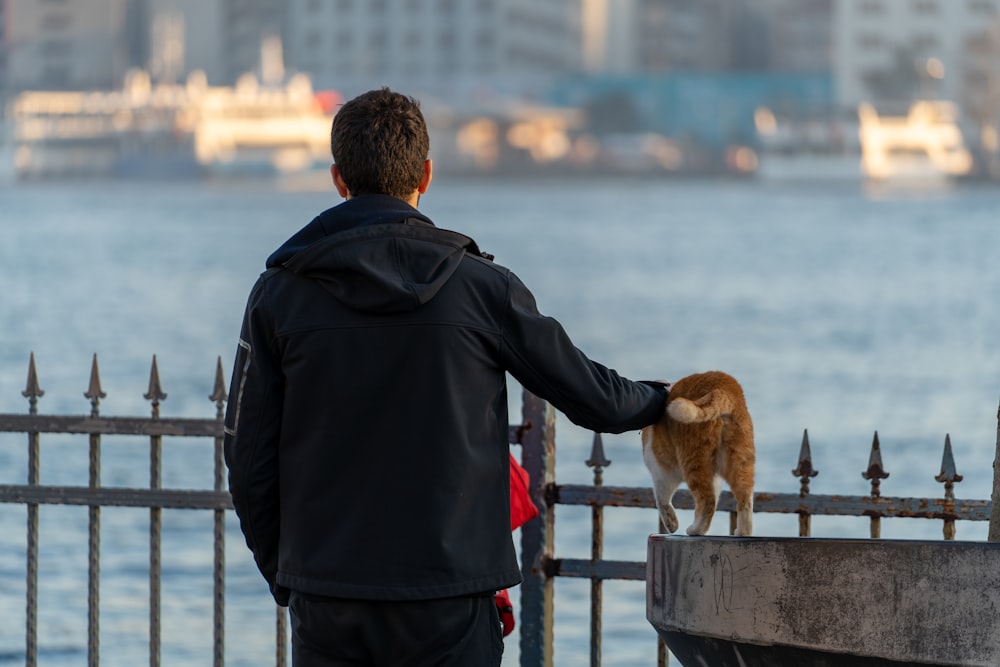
513 393 999 667
0 354 247 667
1 354 996 667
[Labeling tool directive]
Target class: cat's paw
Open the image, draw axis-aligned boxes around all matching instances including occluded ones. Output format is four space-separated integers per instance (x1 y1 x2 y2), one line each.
659 507 679 533
686 521 710 536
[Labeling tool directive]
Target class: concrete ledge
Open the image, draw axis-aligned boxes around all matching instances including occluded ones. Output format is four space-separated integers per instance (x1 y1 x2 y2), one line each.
647 535 1000 667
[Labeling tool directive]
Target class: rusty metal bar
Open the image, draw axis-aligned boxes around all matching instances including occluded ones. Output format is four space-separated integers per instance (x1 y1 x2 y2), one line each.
276 606 288 667
518 393 556 667
862 431 889 538
991 396 1000 541
0 485 233 508
211 358 228 667
792 429 818 537
146 356 165 667
550 484 991 522
935 434 963 541
544 557 646 582
0 414 223 437
23 353 42 667
86 354 105 667
585 434 610 667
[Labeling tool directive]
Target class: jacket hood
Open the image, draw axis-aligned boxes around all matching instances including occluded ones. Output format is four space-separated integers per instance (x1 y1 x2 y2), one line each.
269 195 490 313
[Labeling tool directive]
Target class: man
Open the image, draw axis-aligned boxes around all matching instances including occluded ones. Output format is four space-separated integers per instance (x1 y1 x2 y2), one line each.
224 87 668 666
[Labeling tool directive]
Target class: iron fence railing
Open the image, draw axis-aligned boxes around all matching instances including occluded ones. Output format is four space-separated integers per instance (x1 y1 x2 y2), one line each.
1 354 997 667
513 393 999 667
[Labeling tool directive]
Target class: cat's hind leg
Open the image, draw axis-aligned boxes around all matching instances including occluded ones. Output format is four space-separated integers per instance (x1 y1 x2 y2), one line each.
686 473 721 536
726 463 755 537
643 445 682 533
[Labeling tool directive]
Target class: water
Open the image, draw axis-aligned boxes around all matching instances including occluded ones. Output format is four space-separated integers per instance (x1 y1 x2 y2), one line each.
2 175 999 665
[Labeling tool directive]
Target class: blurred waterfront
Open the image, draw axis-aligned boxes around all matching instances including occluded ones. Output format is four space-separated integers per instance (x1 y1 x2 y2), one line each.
2 174 1000 665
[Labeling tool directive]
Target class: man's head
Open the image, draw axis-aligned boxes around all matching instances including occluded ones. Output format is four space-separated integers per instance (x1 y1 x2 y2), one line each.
330 88 431 203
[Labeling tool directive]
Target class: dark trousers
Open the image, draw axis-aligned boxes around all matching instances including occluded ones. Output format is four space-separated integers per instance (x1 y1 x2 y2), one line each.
288 591 504 667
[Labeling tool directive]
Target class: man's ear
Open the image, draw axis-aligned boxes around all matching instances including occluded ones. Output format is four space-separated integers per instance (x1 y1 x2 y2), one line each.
331 164 351 199
417 159 433 194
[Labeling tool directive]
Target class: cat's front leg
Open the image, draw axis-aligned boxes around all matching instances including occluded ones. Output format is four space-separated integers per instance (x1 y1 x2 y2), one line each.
658 502 680 534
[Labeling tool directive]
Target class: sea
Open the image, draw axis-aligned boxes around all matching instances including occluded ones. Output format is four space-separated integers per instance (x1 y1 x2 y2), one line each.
1 173 999 666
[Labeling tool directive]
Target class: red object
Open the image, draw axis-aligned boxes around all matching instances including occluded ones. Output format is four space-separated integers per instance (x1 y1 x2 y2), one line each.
508 453 539 530
313 90 342 114
496 454 539 636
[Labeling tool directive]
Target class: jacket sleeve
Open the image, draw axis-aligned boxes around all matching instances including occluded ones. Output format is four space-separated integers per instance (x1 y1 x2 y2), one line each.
223 277 289 606
499 272 668 433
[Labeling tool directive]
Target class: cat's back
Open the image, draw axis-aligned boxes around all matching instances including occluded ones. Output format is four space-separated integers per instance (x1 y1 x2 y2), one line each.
669 371 747 410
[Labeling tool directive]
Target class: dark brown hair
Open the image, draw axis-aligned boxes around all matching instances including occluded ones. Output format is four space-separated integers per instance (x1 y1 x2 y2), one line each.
330 88 429 199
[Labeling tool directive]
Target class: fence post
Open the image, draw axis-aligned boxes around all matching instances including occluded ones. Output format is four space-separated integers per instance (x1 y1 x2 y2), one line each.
145 356 166 667
23 353 43 667
518 390 556 667
210 358 229 667
585 433 610 667
85 354 106 667
990 397 1000 542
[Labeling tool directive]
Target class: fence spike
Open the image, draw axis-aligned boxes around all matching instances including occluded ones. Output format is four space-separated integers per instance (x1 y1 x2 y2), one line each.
585 432 610 470
935 434 963 493
22 352 45 414
144 355 168 407
862 431 889 498
792 429 818 497
210 357 227 405
144 355 167 419
84 353 107 417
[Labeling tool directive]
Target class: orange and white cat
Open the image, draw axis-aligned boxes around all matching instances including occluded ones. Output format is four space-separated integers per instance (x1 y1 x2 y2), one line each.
641 371 755 536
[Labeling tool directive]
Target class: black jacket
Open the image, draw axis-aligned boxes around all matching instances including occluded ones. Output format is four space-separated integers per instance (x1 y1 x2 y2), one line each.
224 195 667 605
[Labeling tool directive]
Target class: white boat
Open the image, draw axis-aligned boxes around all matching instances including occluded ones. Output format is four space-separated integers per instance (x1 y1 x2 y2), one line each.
858 100 973 185
753 110 863 184
5 43 338 180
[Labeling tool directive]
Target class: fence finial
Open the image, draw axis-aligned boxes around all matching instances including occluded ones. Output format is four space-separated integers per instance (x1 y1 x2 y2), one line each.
862 431 889 498
210 357 227 404
934 434 963 497
22 352 45 415
144 355 168 418
792 429 818 497
586 432 610 470
84 353 107 418
210 357 228 419
936 434 963 540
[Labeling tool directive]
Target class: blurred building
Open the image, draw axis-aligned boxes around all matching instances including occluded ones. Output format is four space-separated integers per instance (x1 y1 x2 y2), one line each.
221 0 283 84
5 0 129 91
834 0 1000 112
0 1 7 101
1 0 225 92
281 0 583 103
141 0 224 84
632 0 832 73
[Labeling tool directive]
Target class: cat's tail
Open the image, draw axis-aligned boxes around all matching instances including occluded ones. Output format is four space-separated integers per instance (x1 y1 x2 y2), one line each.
667 390 737 423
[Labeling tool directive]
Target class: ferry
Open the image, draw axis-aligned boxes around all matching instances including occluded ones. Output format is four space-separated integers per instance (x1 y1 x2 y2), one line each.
753 101 975 186
5 67 338 180
858 100 974 185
